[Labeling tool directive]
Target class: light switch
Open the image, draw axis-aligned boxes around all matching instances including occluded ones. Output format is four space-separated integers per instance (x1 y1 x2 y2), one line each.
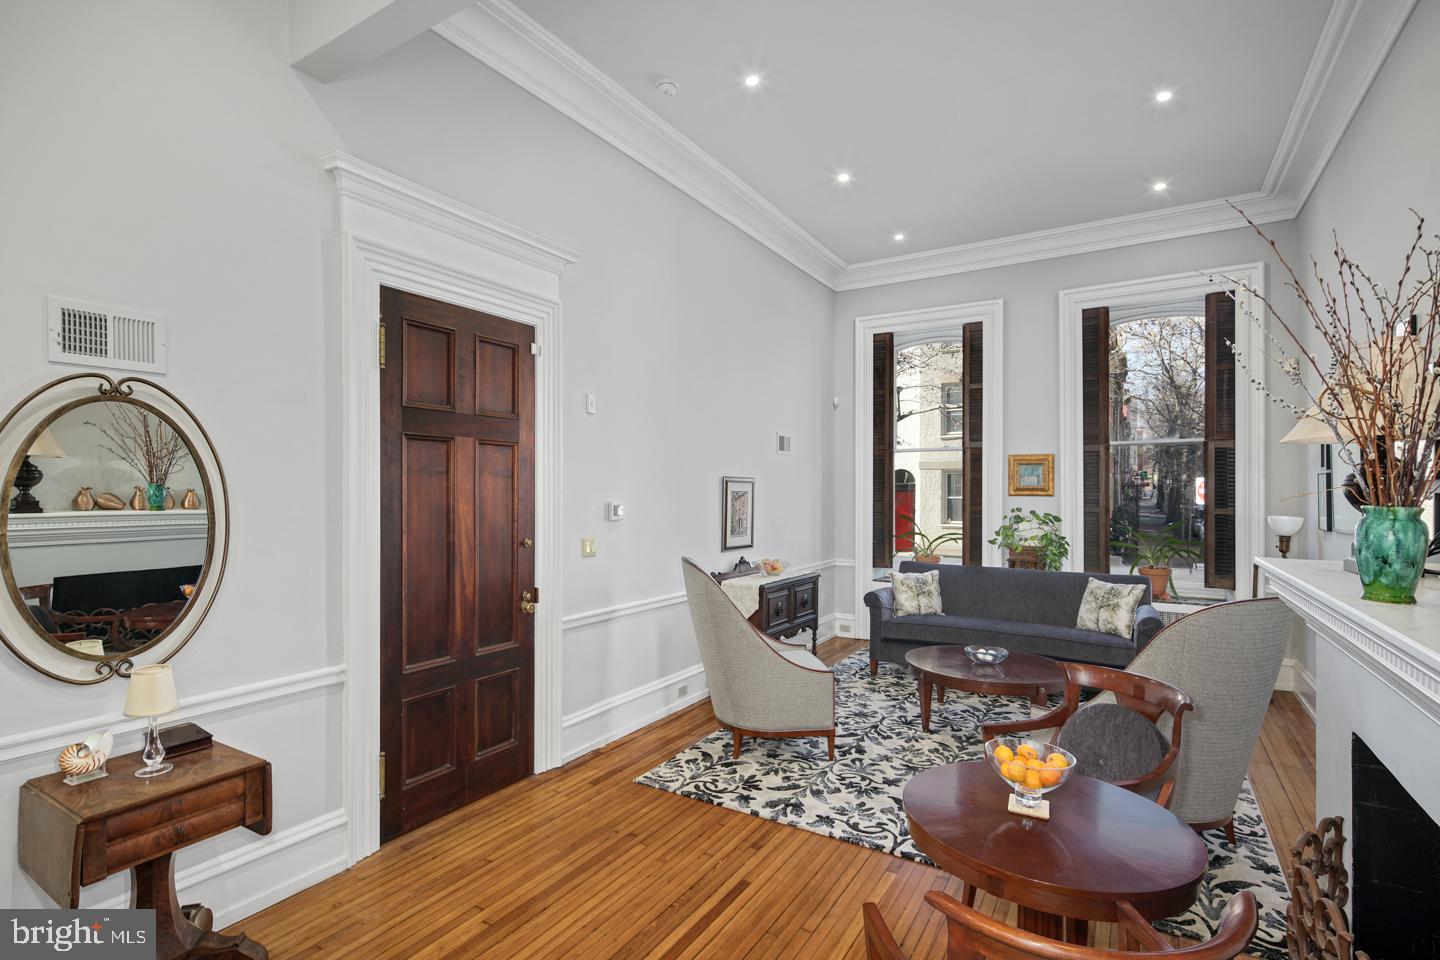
606 502 625 521
581 537 597 558
585 393 597 415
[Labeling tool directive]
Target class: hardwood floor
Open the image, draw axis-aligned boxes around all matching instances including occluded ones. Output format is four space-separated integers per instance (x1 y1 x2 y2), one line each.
228 638 1315 958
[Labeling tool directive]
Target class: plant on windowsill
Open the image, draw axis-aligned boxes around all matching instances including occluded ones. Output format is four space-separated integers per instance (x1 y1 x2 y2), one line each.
895 515 963 564
988 508 1069 571
1111 521 1202 601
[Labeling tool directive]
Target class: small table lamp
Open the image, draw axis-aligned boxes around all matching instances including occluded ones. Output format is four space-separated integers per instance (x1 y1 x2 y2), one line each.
10 427 67 514
1266 515 1304 559
124 664 179 778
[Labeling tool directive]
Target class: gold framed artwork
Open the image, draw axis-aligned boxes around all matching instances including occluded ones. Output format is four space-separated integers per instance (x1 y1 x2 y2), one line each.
1007 454 1054 496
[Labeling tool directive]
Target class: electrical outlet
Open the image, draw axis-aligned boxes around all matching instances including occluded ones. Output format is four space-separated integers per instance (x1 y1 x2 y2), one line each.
585 393 597 415
581 537 597 558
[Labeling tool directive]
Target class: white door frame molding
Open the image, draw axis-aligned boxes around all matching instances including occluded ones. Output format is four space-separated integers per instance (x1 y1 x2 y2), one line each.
323 151 577 865
852 300 1006 637
1055 263 1266 586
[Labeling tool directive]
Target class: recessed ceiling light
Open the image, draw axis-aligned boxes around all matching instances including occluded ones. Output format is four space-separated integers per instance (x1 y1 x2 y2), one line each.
1155 89 1174 103
744 73 761 88
836 171 852 184
892 232 906 242
1153 181 1169 192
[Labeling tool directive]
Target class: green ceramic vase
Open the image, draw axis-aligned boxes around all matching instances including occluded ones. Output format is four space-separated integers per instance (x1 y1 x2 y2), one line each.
1353 505 1427 604
146 482 167 512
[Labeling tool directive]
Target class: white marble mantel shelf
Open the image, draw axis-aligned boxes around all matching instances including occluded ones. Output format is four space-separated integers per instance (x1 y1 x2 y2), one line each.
1257 558 1440 723
6 509 208 547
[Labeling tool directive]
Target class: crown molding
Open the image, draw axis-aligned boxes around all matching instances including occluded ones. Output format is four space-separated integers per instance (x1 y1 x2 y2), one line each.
433 1 846 288
1261 0 1418 209
431 0 1412 292
836 192 1297 291
320 149 579 275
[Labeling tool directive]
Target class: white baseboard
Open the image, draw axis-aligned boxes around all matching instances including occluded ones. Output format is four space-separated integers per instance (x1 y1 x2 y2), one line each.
90 809 350 929
561 663 709 763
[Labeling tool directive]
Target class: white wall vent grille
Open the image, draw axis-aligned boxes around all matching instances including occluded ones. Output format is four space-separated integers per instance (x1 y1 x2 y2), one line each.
46 296 167 373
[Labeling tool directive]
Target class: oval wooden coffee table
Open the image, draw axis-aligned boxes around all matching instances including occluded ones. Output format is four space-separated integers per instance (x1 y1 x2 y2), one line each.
904 646 1064 732
904 762 1207 943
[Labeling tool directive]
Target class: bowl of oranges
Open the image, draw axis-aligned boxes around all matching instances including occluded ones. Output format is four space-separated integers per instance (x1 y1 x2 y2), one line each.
984 738 1076 810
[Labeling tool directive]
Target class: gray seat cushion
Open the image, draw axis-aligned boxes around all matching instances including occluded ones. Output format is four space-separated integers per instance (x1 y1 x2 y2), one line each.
1057 702 1168 787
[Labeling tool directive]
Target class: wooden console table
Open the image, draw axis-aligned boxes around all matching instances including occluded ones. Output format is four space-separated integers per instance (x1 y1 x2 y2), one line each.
714 566 821 654
19 741 272 960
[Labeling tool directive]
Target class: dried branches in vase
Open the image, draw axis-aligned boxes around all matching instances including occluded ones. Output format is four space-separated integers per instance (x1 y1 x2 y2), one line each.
85 406 192 512
1223 206 1440 603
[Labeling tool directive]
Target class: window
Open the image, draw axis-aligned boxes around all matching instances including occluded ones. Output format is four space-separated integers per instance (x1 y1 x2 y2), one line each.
943 471 964 524
1083 296 1236 601
940 383 964 437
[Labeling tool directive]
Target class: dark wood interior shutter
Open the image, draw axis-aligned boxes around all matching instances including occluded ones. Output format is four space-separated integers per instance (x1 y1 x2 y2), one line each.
962 322 984 565
1205 291 1237 589
872 332 895 570
1081 307 1111 573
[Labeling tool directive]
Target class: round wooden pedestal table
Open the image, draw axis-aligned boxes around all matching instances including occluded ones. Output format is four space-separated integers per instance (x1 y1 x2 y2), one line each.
904 762 1207 943
904 647 1065 733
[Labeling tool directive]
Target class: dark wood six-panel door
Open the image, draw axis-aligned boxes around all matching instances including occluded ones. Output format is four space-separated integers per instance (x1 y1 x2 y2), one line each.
379 287 535 842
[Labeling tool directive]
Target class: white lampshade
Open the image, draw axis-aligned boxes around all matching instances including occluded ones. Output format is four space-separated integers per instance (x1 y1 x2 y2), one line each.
1267 515 1305 537
28 428 67 459
123 664 179 718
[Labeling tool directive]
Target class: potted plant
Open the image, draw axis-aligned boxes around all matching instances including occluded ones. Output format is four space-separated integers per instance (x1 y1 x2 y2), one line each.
1111 521 1202 601
895 515 963 564
1227 207 1439 603
988 508 1070 571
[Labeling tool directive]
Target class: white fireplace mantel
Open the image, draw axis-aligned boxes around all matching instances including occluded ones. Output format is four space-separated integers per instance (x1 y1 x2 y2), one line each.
1257 557 1440 869
1257 558 1440 724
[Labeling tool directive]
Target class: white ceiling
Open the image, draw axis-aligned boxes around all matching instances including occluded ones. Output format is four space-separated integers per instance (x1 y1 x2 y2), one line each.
508 0 1332 264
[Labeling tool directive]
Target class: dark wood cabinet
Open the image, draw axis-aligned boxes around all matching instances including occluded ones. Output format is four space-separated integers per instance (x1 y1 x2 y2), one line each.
754 572 821 654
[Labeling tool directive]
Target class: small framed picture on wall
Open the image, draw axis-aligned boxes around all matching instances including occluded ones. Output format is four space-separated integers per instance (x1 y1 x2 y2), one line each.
1007 454 1054 496
721 476 755 550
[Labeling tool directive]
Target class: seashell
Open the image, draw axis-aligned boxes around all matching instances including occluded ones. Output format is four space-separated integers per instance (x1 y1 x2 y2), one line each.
180 488 201 510
72 487 96 511
58 743 102 776
58 729 113 777
165 489 176 510
129 485 147 510
94 492 125 510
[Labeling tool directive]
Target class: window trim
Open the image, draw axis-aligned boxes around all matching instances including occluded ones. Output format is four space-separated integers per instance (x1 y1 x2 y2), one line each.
942 469 964 525
939 381 964 439
1056 263 1266 593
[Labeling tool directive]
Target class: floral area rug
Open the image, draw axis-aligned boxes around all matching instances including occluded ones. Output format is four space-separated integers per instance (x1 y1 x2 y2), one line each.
636 653 1289 958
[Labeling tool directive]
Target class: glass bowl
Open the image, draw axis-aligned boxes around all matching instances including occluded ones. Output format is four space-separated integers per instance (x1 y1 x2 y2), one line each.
984 737 1076 810
964 644 1009 664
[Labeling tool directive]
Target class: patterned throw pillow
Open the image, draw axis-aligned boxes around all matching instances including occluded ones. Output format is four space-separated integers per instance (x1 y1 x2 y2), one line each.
892 570 942 617
1075 578 1146 639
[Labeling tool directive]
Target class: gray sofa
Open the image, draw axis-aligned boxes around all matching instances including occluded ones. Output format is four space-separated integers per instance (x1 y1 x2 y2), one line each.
863 562 1162 673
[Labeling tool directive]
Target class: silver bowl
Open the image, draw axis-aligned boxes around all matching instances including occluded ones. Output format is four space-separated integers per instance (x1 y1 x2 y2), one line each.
964 645 1009 664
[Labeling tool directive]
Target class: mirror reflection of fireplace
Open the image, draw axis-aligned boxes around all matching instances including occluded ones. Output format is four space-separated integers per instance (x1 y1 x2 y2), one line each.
1351 734 1440 958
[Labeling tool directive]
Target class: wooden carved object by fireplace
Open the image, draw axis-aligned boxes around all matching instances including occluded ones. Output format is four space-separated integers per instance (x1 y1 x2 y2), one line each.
1286 817 1368 960
1290 816 1350 907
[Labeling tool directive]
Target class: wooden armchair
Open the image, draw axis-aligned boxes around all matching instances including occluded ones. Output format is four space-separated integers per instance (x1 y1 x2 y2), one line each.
982 662 1192 808
18 584 89 643
863 890 1256 959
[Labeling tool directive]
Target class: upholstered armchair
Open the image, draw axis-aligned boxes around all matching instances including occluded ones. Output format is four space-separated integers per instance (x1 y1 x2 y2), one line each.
1119 598 1295 841
680 558 836 759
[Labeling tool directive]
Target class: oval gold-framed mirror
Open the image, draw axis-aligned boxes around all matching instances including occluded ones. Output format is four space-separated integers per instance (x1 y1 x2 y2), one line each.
0 374 229 684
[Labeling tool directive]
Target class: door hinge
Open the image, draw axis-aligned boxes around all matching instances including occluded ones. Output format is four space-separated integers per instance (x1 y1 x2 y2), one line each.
378 322 387 369
530 342 541 357
378 751 386 799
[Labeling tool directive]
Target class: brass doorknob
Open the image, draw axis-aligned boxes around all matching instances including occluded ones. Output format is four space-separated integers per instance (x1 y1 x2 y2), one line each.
521 538 533 548
520 601 537 614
